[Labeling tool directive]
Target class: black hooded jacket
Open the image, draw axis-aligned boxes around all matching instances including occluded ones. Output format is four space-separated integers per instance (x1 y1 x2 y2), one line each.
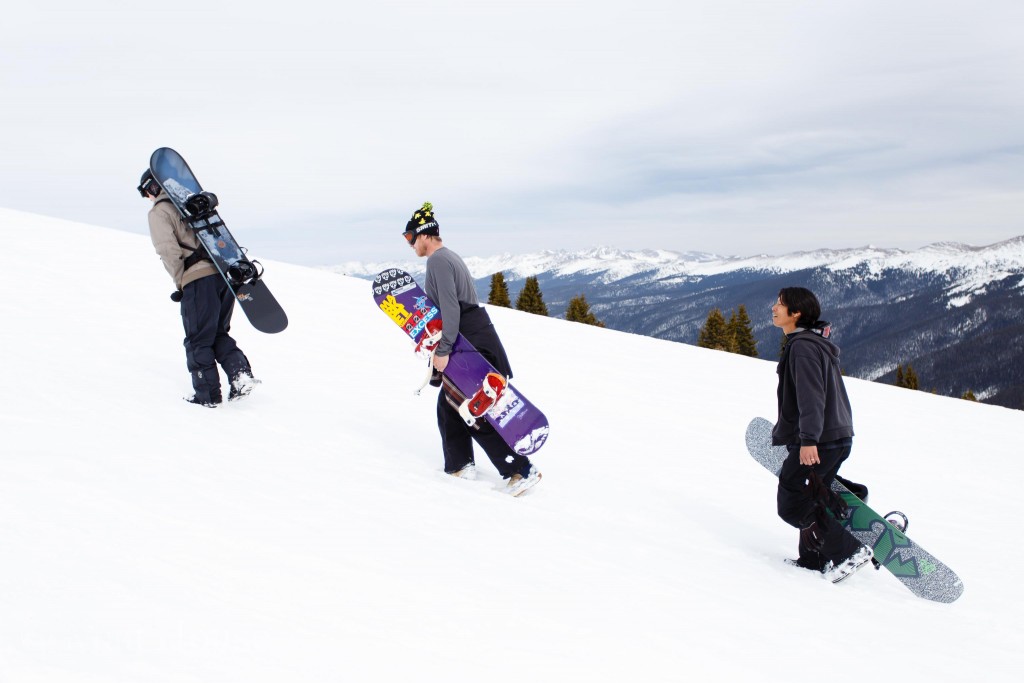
772 326 854 447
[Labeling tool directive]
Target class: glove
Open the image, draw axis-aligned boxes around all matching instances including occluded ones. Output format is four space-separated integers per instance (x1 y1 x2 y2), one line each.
170 289 183 302
799 521 826 552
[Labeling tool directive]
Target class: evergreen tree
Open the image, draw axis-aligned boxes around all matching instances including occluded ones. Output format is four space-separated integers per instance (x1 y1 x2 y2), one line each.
514 276 549 316
895 364 919 390
961 390 978 402
487 272 511 308
904 364 920 390
565 295 605 327
727 305 758 358
697 308 733 352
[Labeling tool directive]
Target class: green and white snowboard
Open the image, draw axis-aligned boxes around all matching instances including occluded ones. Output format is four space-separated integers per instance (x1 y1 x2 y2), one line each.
745 417 963 603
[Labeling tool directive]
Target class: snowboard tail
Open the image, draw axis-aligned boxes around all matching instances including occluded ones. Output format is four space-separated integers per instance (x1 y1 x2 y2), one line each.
744 417 963 603
235 280 288 334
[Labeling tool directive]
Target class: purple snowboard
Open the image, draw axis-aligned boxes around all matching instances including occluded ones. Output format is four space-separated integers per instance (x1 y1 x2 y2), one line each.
372 268 549 456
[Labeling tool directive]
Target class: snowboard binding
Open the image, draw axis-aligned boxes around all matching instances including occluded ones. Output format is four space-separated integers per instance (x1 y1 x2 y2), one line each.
884 510 909 533
457 372 508 425
872 510 910 570
184 191 219 219
226 258 263 287
414 318 443 356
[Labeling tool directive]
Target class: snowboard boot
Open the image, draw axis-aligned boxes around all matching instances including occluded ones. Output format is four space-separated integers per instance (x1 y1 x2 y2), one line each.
185 393 221 408
229 371 261 401
506 465 542 497
448 463 477 480
825 544 873 584
189 368 222 407
784 558 827 573
835 475 869 502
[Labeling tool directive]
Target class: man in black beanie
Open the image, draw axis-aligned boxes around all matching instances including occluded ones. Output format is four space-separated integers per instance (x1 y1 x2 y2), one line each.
402 202 541 496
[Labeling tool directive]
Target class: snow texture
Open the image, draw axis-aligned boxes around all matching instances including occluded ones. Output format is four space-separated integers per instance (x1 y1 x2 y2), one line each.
2 207 1023 682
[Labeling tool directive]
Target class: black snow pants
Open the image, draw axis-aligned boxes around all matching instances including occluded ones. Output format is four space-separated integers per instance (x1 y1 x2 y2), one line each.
180 274 251 403
435 304 529 479
777 441 862 569
436 391 532 478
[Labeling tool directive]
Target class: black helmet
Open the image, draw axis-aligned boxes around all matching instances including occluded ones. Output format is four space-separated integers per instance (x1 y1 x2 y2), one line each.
137 169 160 198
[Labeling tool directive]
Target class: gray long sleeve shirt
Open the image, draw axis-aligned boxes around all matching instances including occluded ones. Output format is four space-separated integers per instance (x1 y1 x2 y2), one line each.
423 246 479 357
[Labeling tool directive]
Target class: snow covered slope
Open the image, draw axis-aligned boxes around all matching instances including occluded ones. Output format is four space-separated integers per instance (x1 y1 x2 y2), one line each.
2 207 1023 682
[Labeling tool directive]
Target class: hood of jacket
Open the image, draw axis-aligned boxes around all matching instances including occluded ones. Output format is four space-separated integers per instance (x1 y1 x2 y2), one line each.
784 325 841 364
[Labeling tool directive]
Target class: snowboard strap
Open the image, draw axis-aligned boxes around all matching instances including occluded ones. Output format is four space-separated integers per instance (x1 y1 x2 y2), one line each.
155 197 212 270
183 250 212 270
176 239 213 270
413 351 435 396
441 374 467 403
440 375 481 428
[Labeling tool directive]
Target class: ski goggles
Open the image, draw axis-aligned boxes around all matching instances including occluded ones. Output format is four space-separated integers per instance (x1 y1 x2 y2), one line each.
138 177 160 198
402 221 438 245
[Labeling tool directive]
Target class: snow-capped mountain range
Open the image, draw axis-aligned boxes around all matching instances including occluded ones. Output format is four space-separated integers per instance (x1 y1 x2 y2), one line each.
335 236 1024 409
335 237 1024 292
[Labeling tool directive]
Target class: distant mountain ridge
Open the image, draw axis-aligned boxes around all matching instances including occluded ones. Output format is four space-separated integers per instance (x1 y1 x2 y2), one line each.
335 236 1024 409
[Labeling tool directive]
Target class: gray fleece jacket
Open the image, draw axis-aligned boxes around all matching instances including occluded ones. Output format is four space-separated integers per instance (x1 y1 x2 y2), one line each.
772 328 854 447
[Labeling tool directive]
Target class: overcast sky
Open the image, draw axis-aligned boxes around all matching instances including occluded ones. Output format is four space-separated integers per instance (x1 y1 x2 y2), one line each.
2 0 1022 264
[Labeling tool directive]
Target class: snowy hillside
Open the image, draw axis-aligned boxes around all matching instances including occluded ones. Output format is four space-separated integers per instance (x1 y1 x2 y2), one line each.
2 207 1023 682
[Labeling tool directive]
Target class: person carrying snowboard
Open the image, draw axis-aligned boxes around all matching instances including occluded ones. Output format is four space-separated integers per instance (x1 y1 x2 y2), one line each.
402 202 541 496
139 170 257 406
771 286 872 583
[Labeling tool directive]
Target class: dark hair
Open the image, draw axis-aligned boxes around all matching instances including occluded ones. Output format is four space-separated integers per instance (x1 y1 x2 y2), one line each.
778 287 820 327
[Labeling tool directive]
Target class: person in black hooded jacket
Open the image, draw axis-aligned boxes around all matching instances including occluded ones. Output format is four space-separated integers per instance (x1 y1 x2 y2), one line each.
770 287 872 583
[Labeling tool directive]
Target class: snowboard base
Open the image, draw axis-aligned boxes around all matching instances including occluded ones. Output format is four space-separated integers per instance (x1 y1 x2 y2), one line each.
236 279 287 334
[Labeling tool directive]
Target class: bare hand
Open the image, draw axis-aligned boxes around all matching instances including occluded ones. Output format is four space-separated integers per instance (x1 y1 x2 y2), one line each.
799 445 820 466
432 353 449 373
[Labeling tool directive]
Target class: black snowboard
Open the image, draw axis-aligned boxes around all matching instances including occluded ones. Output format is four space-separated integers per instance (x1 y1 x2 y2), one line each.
149 148 287 334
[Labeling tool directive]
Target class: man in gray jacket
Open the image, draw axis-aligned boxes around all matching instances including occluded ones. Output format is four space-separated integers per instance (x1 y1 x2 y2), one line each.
771 287 871 583
139 170 256 406
403 202 541 496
